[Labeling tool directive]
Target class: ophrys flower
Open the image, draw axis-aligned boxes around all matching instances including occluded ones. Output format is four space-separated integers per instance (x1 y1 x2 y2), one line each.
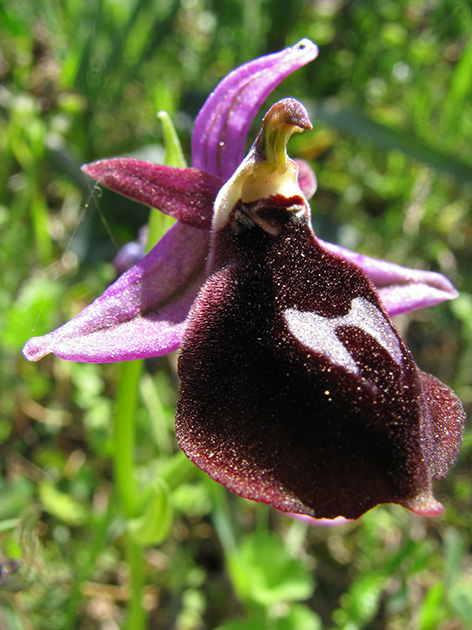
23 42 465 519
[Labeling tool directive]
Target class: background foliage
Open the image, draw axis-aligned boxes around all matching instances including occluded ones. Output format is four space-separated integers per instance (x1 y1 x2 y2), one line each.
1 0 472 628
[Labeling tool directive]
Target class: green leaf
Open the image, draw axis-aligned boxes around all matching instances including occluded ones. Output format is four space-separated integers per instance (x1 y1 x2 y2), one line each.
157 110 187 168
451 293 472 341
218 617 263 630
418 582 445 630
275 604 321 630
0 479 34 520
441 34 472 135
0 519 21 533
444 528 466 590
39 481 89 527
449 584 472 626
332 572 386 629
217 604 321 630
228 531 314 607
127 480 173 546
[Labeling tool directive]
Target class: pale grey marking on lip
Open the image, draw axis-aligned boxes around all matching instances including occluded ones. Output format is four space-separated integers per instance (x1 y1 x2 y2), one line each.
284 297 403 375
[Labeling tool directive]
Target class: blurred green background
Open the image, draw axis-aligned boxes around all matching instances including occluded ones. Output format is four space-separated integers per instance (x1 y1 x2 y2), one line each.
1 0 472 628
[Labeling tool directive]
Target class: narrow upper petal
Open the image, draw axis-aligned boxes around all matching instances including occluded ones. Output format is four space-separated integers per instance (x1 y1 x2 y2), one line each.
82 159 222 229
319 240 458 316
23 223 209 363
192 39 318 180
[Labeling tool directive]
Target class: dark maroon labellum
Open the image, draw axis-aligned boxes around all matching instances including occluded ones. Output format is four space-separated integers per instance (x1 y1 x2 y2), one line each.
176 108 465 520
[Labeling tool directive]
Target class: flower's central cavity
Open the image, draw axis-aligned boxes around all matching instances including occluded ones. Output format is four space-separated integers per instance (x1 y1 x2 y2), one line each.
212 98 312 232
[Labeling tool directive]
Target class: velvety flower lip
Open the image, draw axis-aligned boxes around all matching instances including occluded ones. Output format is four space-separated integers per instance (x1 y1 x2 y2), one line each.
175 98 466 520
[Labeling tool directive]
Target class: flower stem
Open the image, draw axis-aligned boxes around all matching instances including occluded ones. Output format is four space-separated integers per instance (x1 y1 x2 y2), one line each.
114 359 143 519
112 115 186 628
113 358 148 630
113 205 176 628
125 535 147 630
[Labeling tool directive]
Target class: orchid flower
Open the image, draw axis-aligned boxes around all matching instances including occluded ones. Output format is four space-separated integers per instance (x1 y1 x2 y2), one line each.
23 41 465 520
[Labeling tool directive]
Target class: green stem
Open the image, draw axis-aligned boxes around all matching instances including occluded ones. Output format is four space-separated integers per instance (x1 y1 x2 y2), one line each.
125 535 147 630
112 207 173 630
114 359 143 518
111 113 185 627
113 359 147 629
